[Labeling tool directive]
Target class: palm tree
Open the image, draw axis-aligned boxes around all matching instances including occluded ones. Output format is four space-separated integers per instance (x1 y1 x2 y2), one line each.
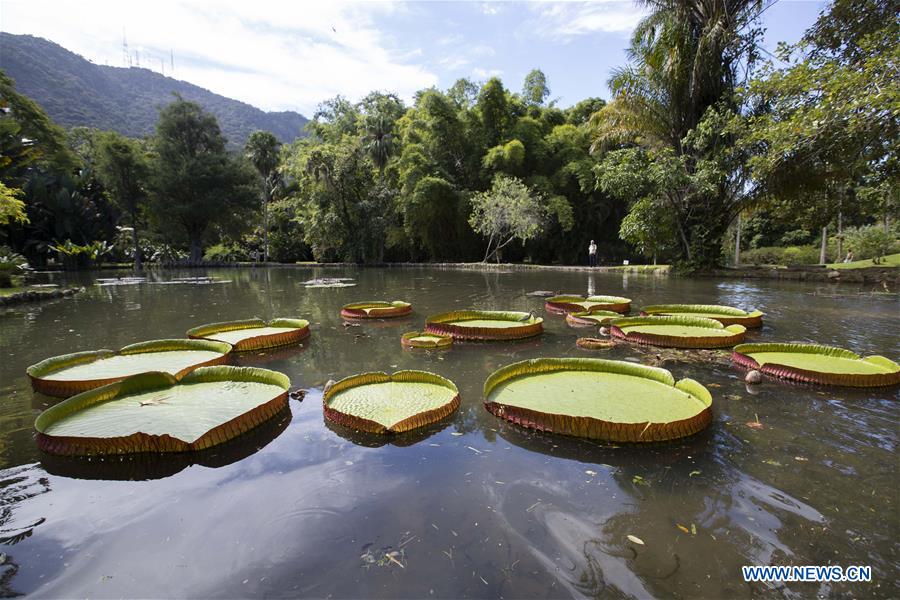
591 0 766 153
362 114 394 182
244 131 281 262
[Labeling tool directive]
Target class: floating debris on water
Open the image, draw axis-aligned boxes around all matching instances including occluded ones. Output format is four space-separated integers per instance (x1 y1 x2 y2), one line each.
304 277 356 288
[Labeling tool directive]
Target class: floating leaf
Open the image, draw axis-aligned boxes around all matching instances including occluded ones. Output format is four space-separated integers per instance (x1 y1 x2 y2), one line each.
733 343 900 387
640 304 763 328
187 318 310 351
626 535 645 545
483 358 712 442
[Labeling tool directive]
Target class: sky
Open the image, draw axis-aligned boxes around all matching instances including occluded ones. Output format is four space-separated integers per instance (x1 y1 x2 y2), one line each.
1 0 828 116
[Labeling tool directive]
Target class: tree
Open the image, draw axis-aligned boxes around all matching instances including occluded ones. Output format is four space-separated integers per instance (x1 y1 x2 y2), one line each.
590 0 766 269
362 114 395 180
96 132 150 268
150 99 257 262
245 130 281 262
738 0 898 235
522 69 550 106
469 175 548 262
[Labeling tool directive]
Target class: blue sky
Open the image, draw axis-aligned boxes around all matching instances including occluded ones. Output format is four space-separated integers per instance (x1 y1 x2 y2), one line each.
2 1 827 115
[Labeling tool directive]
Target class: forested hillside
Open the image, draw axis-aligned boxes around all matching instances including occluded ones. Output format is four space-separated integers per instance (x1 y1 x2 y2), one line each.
0 33 308 147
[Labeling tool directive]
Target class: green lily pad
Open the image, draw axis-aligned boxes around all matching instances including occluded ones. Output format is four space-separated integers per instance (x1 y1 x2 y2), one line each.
733 343 900 387
27 339 232 398
611 316 746 348
187 318 310 351
545 295 631 314
324 370 460 434
641 304 763 327
484 358 712 442
401 331 453 349
341 300 412 319
35 366 290 455
425 310 543 341
566 310 621 327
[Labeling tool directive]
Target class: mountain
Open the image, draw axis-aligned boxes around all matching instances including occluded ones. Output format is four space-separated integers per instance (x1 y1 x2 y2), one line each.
0 33 308 148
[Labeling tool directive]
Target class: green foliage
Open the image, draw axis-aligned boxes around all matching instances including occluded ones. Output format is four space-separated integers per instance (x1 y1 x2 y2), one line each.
469 175 548 262
522 69 550 106
841 225 898 263
0 182 27 225
203 241 251 263
0 245 29 287
740 245 820 266
150 99 259 262
95 131 150 267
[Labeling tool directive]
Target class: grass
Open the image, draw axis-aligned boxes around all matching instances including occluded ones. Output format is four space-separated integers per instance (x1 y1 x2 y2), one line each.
826 253 900 270
0 285 41 297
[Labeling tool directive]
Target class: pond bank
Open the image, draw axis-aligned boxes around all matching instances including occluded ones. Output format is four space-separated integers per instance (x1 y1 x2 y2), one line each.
707 264 899 286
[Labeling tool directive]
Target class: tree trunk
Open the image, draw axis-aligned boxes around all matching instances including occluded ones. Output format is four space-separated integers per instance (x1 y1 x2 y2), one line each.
836 191 843 261
733 213 741 267
131 208 142 271
819 226 828 264
262 189 270 263
190 237 203 264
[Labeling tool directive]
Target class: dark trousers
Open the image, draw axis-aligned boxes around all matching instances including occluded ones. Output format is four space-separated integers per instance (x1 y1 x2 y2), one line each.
589 254 597 267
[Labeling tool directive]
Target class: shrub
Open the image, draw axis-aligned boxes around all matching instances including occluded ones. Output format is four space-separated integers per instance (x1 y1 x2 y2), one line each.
841 225 898 263
203 242 251 263
0 246 29 287
740 245 820 266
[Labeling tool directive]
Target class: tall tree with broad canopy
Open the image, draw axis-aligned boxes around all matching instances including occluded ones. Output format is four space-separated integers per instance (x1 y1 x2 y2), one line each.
96 131 150 269
591 0 767 270
151 99 258 263
245 130 281 262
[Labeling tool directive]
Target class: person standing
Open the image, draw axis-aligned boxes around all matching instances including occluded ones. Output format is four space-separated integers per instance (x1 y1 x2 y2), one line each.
588 240 598 267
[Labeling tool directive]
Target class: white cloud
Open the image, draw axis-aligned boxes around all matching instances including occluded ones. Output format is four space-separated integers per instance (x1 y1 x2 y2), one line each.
0 0 438 114
528 0 646 39
481 3 502 15
472 67 503 79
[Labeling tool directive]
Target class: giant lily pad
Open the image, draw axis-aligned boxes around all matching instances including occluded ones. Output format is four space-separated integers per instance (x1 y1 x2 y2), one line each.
35 366 290 456
483 358 712 442
341 300 412 319
323 370 460 434
610 316 746 348
545 295 631 314
732 343 900 387
40 404 292 480
641 304 763 328
566 310 621 328
27 339 232 398
401 331 453 349
187 318 310 351
425 310 543 341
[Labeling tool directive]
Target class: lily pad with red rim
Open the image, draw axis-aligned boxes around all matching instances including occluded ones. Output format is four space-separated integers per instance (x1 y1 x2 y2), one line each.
640 304 763 328
545 295 631 314
187 318 310 351
34 366 290 456
323 370 460 434
401 331 453 349
424 310 543 341
27 339 232 398
341 300 412 319
610 316 747 348
732 342 900 387
483 358 712 442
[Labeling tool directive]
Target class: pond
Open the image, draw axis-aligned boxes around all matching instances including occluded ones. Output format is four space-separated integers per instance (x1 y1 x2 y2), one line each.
0 266 897 598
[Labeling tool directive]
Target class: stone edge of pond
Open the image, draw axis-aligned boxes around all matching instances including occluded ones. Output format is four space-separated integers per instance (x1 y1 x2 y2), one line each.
0 286 84 307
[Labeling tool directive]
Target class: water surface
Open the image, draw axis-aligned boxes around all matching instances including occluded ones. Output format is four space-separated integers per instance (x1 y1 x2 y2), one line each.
0 266 897 598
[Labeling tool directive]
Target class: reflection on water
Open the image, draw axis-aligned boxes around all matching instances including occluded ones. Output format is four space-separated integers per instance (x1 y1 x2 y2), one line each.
0 266 897 597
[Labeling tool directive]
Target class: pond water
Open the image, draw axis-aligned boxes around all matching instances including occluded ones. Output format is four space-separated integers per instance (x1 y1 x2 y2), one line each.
0 266 897 598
